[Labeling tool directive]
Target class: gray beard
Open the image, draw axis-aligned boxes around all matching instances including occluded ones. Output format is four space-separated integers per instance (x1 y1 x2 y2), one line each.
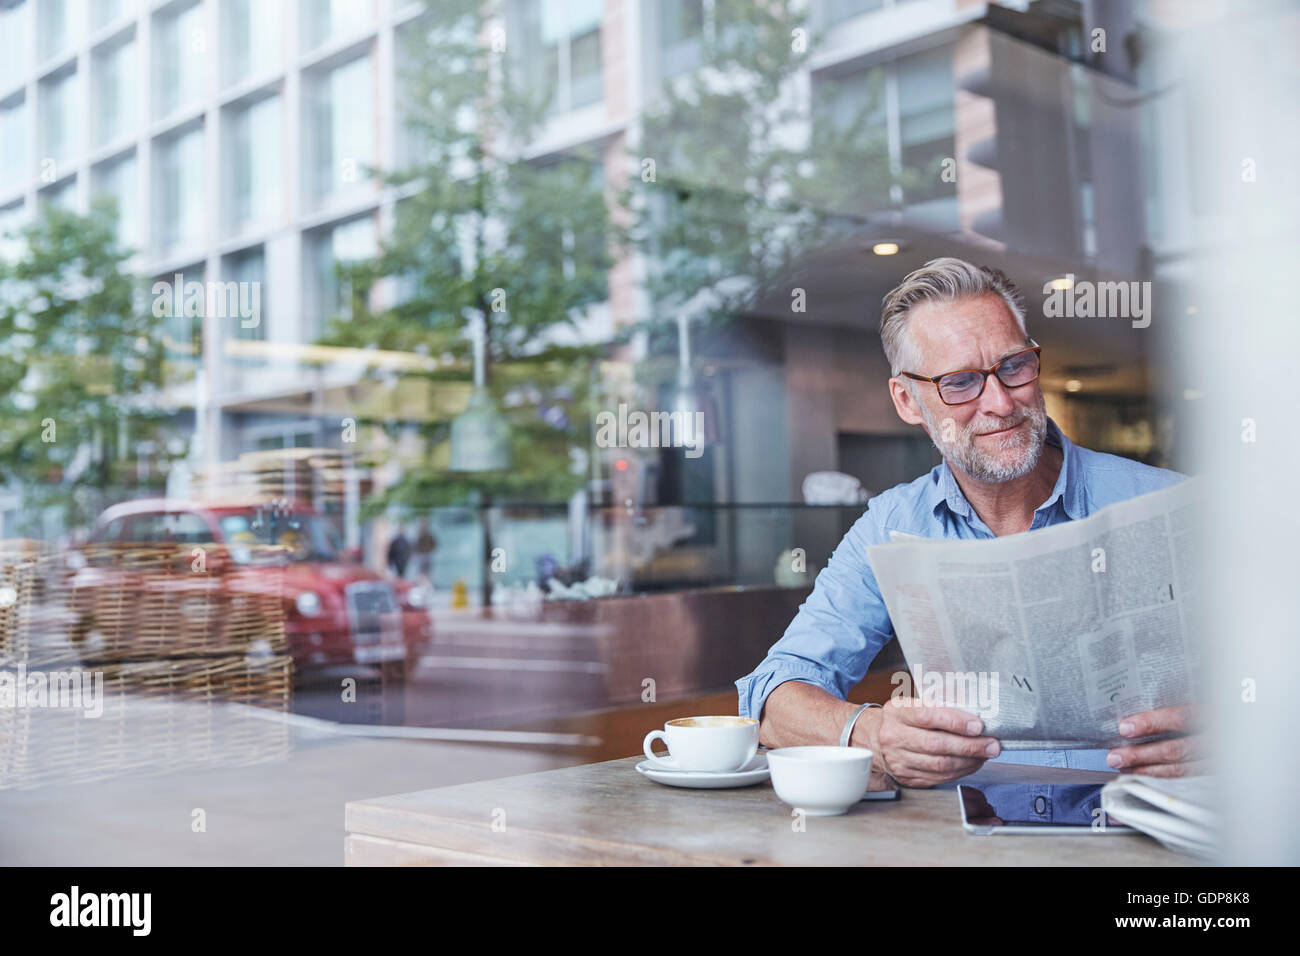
920 399 1048 484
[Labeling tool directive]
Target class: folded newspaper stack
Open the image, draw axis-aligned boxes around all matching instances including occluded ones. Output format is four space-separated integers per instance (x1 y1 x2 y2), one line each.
1100 774 1217 858
866 480 1202 749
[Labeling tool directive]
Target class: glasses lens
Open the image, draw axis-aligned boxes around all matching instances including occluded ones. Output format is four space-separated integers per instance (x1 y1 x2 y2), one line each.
997 351 1039 387
937 371 984 404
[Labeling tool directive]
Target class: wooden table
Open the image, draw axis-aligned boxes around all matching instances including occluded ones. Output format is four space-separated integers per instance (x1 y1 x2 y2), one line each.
344 756 1195 866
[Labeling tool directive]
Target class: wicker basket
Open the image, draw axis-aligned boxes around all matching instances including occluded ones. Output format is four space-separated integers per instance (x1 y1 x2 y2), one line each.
1 543 295 789
0 654 293 789
2 544 289 666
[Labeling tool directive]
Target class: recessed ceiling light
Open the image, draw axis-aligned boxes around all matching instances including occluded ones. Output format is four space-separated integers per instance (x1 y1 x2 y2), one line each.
1048 274 1075 291
871 242 900 256
1065 379 1082 392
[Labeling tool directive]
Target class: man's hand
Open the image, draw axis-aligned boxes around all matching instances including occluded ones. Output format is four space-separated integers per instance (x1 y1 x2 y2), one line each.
1106 705 1206 777
863 697 1001 788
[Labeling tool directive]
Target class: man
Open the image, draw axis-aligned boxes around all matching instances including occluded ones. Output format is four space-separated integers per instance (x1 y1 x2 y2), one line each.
386 526 411 579
737 258 1201 788
413 517 438 581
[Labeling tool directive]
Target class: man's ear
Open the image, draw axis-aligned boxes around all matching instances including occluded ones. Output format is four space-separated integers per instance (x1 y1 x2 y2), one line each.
889 377 926 426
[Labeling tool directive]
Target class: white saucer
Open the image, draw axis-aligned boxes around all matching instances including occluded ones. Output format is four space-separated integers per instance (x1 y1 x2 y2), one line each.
635 753 770 789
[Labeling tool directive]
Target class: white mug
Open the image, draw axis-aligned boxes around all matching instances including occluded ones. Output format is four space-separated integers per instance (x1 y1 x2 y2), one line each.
642 716 759 772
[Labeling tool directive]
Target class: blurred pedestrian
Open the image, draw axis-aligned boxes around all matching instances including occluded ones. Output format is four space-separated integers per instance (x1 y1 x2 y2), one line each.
413 517 437 582
386 526 411 578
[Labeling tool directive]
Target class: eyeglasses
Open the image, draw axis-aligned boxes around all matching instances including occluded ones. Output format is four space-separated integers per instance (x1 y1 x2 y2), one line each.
900 344 1042 406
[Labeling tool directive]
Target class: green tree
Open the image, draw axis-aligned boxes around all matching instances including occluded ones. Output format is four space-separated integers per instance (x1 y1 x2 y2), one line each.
621 0 902 376
322 0 617 510
0 199 169 534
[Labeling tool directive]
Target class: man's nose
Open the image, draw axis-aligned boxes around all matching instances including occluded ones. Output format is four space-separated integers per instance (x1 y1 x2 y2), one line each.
978 373 1019 416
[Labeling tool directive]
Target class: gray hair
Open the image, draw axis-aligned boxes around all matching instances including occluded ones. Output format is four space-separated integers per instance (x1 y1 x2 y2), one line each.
879 257 1028 376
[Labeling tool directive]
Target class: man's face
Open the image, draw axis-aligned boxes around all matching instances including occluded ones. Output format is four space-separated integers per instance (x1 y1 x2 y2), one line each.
890 294 1047 484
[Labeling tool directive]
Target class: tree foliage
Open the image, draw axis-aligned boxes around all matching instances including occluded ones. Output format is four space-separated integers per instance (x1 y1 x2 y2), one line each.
0 199 170 532
322 0 618 508
621 0 899 366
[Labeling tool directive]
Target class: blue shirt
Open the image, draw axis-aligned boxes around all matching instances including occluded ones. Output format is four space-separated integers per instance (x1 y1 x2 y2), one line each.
736 417 1187 801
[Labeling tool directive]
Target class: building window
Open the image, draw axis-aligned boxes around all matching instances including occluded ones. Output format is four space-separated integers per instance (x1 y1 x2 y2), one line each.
224 93 281 235
154 264 205 383
0 201 26 263
305 54 373 207
154 1 205 120
897 46 957 209
0 1 33 93
300 0 373 52
659 0 704 79
222 245 268 383
814 45 957 224
513 0 603 115
820 0 886 29
38 0 82 64
154 125 205 256
305 215 376 336
92 34 137 147
90 0 125 32
224 245 268 342
92 151 139 250
39 68 78 177
221 0 283 87
39 177 78 213
0 96 28 189
814 64 891 215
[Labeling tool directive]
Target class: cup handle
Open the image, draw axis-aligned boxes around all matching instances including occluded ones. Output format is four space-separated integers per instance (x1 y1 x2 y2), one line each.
643 730 673 766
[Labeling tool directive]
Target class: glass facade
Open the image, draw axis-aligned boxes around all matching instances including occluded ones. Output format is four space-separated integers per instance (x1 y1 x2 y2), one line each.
0 96 27 188
153 1 205 119
37 0 82 64
221 0 283 86
0 1 33 92
515 0 603 114
89 0 125 31
224 93 281 234
92 34 137 147
300 0 372 52
39 67 78 176
306 54 373 206
153 124 205 255
305 213 375 334
91 149 138 249
0 200 25 262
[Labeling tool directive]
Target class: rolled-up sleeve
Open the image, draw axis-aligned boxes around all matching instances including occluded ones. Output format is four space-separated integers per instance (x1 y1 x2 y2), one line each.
736 500 897 720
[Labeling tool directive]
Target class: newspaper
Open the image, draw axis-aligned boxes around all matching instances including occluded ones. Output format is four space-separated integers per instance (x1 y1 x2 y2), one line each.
866 480 1202 749
1101 774 1217 858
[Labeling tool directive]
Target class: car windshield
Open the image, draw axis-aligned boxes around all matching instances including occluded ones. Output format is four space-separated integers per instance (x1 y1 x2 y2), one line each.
219 511 343 564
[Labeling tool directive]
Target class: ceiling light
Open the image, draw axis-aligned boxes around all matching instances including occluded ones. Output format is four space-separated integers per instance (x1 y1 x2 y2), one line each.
1065 379 1082 392
871 242 900 256
1048 274 1075 291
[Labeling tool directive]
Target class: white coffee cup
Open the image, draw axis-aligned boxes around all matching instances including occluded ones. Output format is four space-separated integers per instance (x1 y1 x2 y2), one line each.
767 746 874 815
642 716 759 773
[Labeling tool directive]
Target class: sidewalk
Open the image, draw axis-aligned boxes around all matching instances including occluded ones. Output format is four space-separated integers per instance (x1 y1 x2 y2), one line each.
0 715 584 866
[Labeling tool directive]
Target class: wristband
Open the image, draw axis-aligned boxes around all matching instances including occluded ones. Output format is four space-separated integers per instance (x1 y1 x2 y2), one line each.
839 701 881 747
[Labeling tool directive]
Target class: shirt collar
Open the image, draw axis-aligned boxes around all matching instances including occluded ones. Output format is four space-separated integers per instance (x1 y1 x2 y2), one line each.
930 416 1084 522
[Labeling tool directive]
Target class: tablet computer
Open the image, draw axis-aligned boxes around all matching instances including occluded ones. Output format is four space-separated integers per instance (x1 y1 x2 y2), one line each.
957 783 1139 835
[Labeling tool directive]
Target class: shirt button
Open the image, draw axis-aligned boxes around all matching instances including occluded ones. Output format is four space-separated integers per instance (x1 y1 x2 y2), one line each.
1034 795 1048 815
